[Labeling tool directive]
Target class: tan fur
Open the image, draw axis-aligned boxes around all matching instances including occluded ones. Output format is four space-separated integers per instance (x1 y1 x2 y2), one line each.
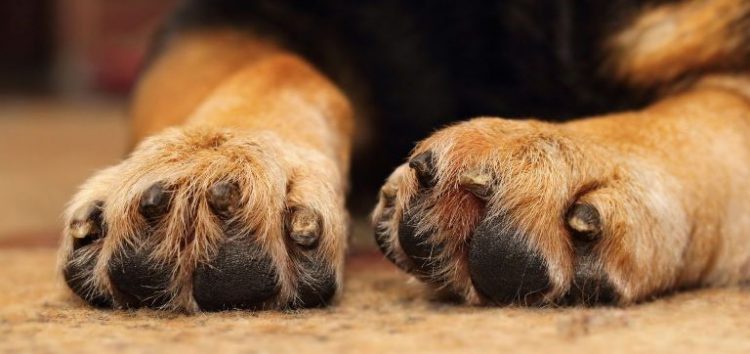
373 78 750 305
130 30 280 144
60 29 354 311
608 0 750 88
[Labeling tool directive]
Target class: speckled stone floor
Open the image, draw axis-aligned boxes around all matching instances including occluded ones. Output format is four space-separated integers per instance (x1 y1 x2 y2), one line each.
2 249 750 354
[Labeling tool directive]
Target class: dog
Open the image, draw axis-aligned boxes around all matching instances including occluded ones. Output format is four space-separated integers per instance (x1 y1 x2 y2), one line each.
59 0 750 311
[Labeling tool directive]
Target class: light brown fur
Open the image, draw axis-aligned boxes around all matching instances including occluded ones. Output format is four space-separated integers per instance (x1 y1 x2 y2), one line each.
373 77 750 304
60 29 353 311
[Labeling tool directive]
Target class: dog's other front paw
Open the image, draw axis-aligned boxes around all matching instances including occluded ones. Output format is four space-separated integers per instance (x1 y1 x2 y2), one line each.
60 127 346 311
373 117 699 306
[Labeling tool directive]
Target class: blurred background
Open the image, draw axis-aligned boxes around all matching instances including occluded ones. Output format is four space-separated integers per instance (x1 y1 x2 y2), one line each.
0 0 374 250
0 0 178 246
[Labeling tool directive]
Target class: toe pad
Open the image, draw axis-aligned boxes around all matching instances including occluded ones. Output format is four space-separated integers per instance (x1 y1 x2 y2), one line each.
468 219 550 304
193 238 279 311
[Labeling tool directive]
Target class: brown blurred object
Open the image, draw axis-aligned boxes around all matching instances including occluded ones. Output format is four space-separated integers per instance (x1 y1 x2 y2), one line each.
55 0 178 94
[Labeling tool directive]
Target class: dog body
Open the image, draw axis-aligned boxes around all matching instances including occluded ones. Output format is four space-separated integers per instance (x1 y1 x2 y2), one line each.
60 0 750 310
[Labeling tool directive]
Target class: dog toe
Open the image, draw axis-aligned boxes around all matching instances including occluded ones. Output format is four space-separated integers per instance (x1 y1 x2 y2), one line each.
63 248 112 308
294 256 337 308
397 205 443 277
108 244 173 308
63 200 111 307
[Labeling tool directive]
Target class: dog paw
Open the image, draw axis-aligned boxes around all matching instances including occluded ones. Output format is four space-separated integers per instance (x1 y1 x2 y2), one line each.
60 127 346 311
373 117 689 306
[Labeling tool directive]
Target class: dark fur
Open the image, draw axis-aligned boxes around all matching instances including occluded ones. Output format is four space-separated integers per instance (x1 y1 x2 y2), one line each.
152 0 681 209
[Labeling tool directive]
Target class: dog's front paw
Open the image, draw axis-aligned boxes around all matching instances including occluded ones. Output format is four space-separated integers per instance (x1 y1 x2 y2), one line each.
373 117 689 305
60 127 346 311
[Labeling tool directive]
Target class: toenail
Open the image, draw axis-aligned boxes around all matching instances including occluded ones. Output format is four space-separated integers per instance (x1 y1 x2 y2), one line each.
287 207 322 248
459 170 492 200
70 201 105 249
207 181 240 218
139 183 171 221
566 203 601 241
409 151 436 187
380 185 397 206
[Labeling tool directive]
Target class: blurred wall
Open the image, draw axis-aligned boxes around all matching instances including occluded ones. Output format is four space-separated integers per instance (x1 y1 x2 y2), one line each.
55 0 177 95
0 0 53 91
0 0 177 95
0 0 177 242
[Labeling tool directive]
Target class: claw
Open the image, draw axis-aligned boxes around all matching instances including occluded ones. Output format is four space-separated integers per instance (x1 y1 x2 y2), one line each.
380 185 397 207
287 207 322 248
207 181 241 218
139 182 171 220
459 170 492 200
566 203 601 241
70 201 105 249
70 218 99 239
409 151 436 187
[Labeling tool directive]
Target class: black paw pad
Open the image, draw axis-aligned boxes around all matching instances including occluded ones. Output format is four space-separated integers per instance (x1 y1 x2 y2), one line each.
63 249 112 308
293 257 337 308
374 224 402 268
108 245 172 308
397 207 443 277
562 241 618 305
193 238 279 311
562 273 618 305
468 219 550 304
